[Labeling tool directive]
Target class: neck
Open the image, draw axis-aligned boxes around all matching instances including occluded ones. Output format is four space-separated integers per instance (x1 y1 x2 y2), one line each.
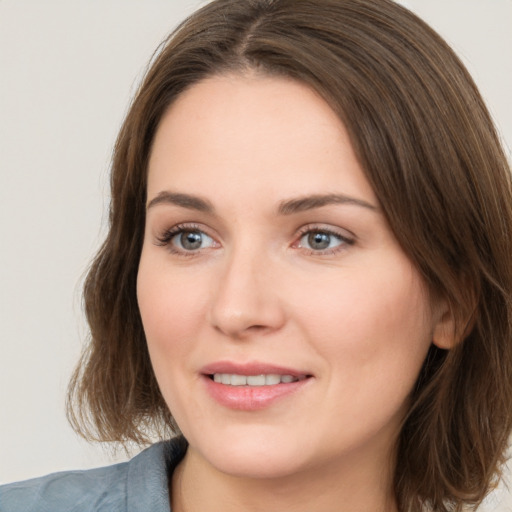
171 445 398 512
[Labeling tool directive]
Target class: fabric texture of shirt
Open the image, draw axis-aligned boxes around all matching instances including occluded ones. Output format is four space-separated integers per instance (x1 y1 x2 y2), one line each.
0 436 188 512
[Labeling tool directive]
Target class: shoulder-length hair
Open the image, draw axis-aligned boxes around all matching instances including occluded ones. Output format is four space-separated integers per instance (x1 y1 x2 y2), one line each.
67 1 512 510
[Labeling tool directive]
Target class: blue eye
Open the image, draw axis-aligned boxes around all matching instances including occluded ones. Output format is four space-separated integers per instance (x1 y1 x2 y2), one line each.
171 230 215 251
299 230 349 252
156 225 217 254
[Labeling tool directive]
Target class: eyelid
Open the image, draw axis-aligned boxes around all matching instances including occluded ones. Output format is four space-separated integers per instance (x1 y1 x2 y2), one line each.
154 222 221 255
152 221 355 257
292 224 355 254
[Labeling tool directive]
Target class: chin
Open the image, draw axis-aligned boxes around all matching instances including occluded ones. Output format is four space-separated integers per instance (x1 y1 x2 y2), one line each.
209 446 307 480
187 425 314 479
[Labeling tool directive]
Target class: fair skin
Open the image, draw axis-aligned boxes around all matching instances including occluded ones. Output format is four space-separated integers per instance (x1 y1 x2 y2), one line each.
137 74 455 512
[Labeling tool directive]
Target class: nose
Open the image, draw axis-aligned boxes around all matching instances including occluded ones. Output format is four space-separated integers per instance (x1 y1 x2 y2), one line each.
209 244 286 339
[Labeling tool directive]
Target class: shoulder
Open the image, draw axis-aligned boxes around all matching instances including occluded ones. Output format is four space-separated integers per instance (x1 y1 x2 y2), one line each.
0 460 129 512
0 438 186 512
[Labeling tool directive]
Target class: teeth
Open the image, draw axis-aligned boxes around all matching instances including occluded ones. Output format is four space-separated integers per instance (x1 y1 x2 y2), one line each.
211 373 300 386
231 374 247 386
264 374 281 385
247 375 265 386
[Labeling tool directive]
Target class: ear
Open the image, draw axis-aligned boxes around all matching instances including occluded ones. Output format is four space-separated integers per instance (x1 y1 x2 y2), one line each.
431 301 457 350
432 279 478 349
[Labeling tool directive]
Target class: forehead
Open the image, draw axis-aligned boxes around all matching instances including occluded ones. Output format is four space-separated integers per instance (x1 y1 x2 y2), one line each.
147 74 376 207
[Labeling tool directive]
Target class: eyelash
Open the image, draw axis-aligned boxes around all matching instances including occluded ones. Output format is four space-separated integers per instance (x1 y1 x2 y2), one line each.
154 223 355 257
155 223 215 257
294 225 355 255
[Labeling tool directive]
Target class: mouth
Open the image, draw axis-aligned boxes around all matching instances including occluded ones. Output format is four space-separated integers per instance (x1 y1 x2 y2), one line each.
201 362 312 410
208 373 308 386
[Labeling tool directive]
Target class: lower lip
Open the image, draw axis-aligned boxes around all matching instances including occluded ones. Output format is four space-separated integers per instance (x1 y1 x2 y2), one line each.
203 376 310 411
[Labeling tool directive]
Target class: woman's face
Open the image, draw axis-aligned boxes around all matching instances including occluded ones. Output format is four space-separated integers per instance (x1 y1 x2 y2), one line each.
137 74 452 480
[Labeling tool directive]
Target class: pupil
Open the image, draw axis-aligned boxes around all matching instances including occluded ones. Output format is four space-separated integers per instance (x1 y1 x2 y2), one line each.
181 231 202 250
308 232 330 250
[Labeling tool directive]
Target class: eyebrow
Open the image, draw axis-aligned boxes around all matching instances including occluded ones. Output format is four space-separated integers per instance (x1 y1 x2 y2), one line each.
146 191 214 213
146 191 378 215
278 194 378 215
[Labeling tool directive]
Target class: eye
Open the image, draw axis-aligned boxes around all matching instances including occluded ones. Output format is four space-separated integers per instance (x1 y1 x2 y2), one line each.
176 230 214 250
297 228 353 253
156 225 217 254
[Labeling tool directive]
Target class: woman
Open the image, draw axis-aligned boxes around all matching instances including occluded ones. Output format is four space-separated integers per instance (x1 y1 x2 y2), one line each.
1 0 511 511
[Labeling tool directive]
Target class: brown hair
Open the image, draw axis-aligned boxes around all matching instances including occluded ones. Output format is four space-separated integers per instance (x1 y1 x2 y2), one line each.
67 0 512 510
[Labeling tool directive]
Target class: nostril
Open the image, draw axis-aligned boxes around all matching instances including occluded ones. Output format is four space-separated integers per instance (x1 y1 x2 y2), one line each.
247 325 267 331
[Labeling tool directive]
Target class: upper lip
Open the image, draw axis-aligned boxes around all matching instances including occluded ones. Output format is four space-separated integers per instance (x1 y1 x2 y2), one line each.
201 361 311 378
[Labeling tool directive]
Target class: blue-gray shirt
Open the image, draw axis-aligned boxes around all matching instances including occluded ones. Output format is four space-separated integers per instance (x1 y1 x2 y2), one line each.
0 436 188 512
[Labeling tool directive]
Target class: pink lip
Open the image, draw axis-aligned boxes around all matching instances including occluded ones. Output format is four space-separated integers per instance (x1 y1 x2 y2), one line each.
201 361 308 377
200 361 312 411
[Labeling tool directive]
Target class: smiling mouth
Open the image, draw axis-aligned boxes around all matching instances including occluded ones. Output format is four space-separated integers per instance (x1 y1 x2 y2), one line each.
203 369 312 410
209 373 309 386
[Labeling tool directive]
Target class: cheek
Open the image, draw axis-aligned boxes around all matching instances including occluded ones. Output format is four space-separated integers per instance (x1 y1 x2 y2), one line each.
136 256 209 373
293 262 433 447
294 258 433 394
304 257 431 345
137 256 212 426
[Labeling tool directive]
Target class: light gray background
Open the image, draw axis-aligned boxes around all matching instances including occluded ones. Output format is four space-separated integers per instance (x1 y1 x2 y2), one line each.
1 1 511 509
